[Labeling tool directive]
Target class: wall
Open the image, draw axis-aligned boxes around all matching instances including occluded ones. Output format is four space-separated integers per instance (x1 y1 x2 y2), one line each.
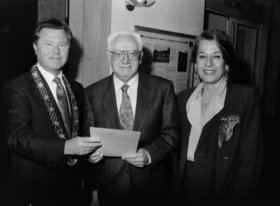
38 0 66 21
111 0 204 36
69 0 112 87
69 0 205 87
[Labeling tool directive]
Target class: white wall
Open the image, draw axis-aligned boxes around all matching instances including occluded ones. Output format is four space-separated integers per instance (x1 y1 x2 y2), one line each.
69 0 205 87
111 0 205 36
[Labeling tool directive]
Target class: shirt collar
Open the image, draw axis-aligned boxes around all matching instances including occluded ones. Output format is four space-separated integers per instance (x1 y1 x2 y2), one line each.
113 73 139 91
37 63 63 84
191 76 227 102
201 77 227 101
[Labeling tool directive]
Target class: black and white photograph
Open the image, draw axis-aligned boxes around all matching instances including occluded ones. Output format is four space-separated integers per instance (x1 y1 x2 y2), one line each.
0 0 280 206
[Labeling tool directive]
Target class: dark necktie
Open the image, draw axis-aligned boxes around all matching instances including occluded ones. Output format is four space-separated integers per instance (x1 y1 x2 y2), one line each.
119 84 134 130
53 77 71 138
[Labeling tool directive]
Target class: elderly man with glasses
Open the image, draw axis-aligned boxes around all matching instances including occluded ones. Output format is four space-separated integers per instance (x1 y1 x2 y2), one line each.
84 30 180 206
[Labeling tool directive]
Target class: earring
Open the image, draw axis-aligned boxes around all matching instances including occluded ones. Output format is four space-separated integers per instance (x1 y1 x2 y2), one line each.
194 64 198 74
225 66 230 80
193 65 201 86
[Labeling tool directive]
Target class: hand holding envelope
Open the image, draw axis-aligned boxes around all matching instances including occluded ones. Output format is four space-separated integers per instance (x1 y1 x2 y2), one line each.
64 136 101 155
122 148 150 168
88 149 104 164
90 127 141 157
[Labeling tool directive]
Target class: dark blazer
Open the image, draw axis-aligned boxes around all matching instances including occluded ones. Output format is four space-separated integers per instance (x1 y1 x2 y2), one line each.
0 67 87 206
85 72 179 206
173 82 263 206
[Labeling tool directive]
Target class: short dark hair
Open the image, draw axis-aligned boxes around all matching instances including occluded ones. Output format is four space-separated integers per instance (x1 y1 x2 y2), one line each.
191 29 235 68
33 18 72 45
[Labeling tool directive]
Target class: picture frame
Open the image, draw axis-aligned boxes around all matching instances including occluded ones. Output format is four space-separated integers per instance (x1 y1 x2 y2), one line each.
135 25 197 93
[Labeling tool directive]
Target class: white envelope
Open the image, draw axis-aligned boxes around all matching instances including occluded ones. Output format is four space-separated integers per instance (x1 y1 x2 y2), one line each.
90 127 141 157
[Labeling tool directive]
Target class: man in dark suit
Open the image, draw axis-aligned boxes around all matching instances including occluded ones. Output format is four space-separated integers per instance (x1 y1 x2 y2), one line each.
0 18 101 206
85 30 180 206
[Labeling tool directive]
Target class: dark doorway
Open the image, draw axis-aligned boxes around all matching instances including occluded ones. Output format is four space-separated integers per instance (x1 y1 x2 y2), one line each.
0 0 37 203
0 0 37 87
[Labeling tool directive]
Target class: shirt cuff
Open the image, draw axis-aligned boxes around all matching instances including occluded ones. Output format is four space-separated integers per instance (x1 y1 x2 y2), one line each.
146 150 152 165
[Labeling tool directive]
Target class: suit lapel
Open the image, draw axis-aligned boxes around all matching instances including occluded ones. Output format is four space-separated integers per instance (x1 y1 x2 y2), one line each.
177 91 192 184
181 93 192 155
102 75 121 129
196 111 224 150
63 77 79 138
133 74 153 132
181 98 191 155
196 83 233 150
31 66 70 139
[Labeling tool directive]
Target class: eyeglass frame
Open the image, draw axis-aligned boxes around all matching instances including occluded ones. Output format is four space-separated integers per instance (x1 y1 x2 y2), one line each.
108 50 143 61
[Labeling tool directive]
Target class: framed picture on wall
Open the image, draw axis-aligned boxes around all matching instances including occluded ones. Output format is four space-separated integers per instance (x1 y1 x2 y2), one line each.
135 25 197 94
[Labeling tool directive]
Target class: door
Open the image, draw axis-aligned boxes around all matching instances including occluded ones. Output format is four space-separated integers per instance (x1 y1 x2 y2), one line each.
204 9 261 86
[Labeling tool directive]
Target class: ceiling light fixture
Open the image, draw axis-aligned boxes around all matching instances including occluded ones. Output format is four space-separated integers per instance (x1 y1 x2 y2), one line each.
125 0 156 11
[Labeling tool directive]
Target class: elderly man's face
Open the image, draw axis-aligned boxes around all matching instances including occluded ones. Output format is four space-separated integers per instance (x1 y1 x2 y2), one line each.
108 35 142 83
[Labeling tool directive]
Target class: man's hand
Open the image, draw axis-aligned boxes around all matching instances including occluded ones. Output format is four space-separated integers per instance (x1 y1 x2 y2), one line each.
88 150 103 164
64 136 101 155
122 148 150 168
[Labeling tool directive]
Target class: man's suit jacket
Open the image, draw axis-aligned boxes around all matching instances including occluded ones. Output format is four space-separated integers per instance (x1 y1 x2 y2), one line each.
85 72 179 206
173 82 263 206
0 66 87 206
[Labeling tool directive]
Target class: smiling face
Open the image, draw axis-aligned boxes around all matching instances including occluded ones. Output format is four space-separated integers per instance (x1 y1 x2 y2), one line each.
195 39 229 85
33 28 70 76
108 34 141 83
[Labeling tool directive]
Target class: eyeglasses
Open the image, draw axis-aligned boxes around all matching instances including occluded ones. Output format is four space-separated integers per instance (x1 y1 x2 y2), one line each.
109 50 142 61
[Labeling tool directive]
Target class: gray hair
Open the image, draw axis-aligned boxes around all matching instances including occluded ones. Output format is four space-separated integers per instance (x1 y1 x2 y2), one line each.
107 30 143 51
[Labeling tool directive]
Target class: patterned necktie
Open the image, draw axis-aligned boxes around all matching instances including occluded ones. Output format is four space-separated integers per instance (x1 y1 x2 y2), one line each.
53 77 71 138
119 84 134 130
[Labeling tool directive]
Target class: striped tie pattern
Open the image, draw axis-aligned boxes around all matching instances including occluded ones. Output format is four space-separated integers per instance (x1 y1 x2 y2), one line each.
53 77 71 138
119 84 134 130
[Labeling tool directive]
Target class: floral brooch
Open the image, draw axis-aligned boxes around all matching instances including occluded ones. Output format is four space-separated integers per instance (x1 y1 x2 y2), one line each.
218 114 240 148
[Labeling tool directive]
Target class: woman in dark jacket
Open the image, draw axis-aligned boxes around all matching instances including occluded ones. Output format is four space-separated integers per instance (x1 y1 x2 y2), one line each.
173 29 263 206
